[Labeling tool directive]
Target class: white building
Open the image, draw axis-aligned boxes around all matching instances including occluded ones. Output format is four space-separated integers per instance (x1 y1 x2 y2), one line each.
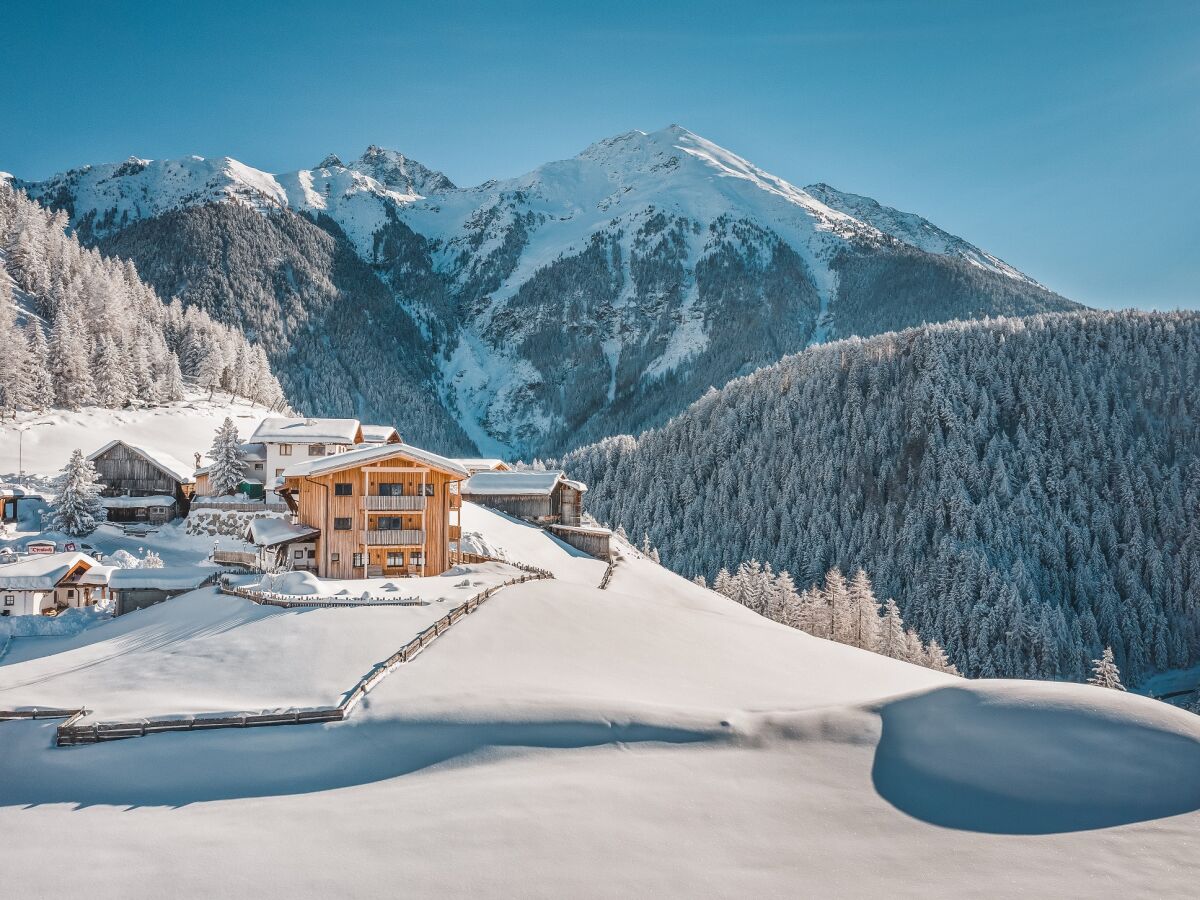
0 552 112 617
249 417 399 483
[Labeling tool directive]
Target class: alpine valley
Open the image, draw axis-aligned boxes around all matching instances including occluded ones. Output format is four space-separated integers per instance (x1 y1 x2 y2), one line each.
15 125 1078 457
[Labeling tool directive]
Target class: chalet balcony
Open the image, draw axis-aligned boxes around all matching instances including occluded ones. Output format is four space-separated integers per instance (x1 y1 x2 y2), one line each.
364 528 425 546
363 495 426 511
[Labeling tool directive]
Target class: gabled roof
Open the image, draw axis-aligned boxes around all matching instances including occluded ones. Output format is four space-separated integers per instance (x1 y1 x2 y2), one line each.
87 440 196 484
454 458 511 473
281 442 470 480
246 517 321 547
462 470 587 497
360 424 402 444
250 417 363 444
0 552 102 590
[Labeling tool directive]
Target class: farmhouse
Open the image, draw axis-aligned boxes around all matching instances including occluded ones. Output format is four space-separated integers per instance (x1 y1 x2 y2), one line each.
0 552 111 617
275 442 468 579
361 424 402 445
86 440 196 523
461 470 587 527
252 417 369 481
244 517 321 572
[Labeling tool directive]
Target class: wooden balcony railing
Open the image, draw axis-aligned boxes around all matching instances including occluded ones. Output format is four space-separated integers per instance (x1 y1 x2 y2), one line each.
363 495 426 511
364 529 425 546
449 524 462 540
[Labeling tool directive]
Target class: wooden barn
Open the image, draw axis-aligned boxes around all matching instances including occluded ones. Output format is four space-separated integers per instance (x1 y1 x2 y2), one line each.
86 440 196 523
275 442 469 579
461 471 587 527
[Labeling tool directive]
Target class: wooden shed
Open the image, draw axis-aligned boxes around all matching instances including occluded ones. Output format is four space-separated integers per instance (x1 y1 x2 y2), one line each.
460 471 587 527
86 440 196 522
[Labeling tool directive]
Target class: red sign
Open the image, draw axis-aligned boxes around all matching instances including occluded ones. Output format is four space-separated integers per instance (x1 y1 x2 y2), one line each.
27 542 55 554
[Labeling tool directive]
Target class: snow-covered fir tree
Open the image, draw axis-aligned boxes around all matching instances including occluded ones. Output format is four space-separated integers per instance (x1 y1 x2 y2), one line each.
1088 647 1126 691
46 449 107 536
563 310 1200 687
0 181 286 415
709 563 957 675
208 417 246 496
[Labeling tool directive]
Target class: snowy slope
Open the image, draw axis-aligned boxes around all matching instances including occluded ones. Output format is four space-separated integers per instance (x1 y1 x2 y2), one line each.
805 181 1042 284
0 528 1197 897
0 391 272 478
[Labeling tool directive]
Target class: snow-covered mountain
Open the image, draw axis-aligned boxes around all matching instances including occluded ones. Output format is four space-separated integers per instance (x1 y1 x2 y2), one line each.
17 126 1078 456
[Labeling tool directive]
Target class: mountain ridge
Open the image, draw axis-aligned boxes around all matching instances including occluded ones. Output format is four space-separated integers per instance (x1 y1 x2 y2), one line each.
15 126 1079 456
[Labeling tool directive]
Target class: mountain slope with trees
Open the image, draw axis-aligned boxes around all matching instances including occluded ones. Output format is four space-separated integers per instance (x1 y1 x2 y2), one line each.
563 310 1200 686
0 182 284 417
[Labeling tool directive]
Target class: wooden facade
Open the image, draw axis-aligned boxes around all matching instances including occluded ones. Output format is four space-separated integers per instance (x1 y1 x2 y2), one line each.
278 448 465 579
87 441 193 521
462 477 585 527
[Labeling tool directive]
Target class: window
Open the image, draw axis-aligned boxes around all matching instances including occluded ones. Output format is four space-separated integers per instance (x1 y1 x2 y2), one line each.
67 589 75 599
276 468 285 477
308 443 325 456
378 482 404 496
331 553 340 562
3 596 13 607
294 549 304 560
307 549 316 559
422 483 435 497
334 517 352 531
334 482 353 496
352 553 365 568
375 516 403 530
409 551 424 565
278 444 292 456
386 552 405 567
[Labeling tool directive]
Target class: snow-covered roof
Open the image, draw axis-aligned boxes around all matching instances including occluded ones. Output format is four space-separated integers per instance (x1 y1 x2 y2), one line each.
454 458 511 473
249 417 362 444
246 517 321 547
281 442 469 480
87 440 196 485
240 442 267 461
0 484 42 499
360 425 401 444
0 552 103 590
99 494 177 509
108 567 211 590
462 471 587 497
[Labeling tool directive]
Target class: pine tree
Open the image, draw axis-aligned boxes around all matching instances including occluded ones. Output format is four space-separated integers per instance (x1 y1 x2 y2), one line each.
92 335 131 407
0 279 29 417
848 567 882 651
208 417 246 496
1088 647 1126 691
46 449 107 536
23 323 52 410
879 598 907 660
49 303 94 408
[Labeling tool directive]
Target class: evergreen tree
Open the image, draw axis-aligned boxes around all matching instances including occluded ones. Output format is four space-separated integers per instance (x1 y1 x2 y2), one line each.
1088 647 1126 691
46 449 107 536
23 322 52 410
208 417 246 496
878 599 907 660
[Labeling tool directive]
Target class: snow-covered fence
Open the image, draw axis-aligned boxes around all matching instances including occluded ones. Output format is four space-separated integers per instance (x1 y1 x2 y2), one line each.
216 580 429 609
598 557 618 590
48 568 554 747
211 549 259 568
190 499 290 513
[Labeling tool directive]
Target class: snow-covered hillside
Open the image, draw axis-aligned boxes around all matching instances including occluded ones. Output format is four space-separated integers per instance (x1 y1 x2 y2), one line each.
19 126 1077 457
1 507 1197 897
0 392 271 478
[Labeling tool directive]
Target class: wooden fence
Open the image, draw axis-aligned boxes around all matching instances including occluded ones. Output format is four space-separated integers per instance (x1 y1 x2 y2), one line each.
216 580 429 609
191 499 290 513
598 557 618 590
2 568 552 747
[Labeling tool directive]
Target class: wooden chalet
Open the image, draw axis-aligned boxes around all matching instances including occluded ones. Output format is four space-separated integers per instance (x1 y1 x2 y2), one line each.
0 552 111 617
86 440 196 523
461 470 586 527
276 443 469 579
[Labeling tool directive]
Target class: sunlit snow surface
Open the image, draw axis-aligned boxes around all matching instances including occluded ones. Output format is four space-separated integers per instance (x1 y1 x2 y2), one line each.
2 504 1198 897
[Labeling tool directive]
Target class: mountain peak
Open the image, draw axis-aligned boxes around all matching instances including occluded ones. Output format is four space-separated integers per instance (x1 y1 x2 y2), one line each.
316 153 344 169
349 146 455 195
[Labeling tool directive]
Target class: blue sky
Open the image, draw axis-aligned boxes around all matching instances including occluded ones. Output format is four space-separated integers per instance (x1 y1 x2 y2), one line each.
3 0 1197 309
